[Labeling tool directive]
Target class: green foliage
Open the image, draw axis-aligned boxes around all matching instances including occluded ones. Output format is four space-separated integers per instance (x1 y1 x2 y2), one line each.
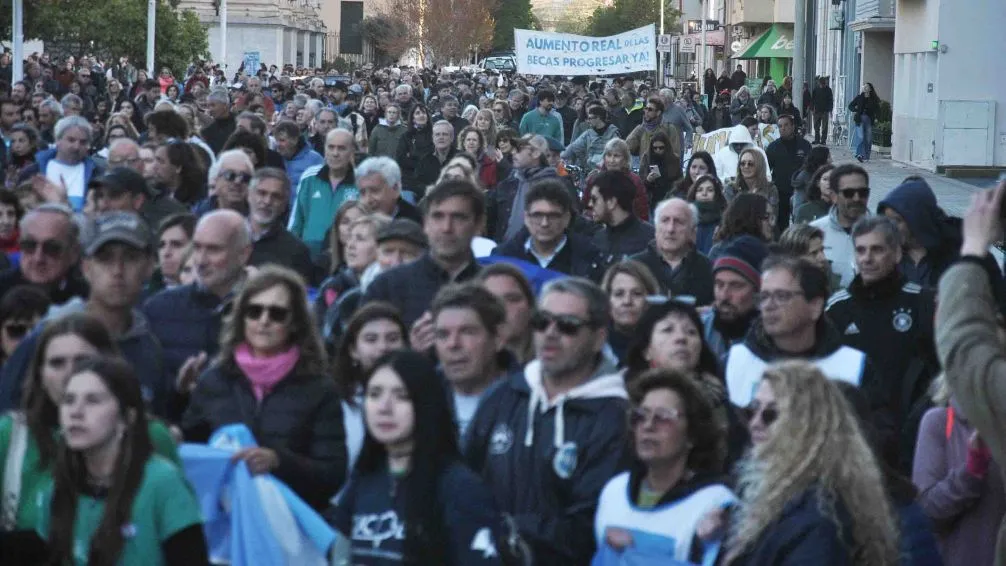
492 0 534 51
328 56 358 74
876 100 893 124
874 121 892 147
3 0 208 74
587 0 680 37
359 15 409 66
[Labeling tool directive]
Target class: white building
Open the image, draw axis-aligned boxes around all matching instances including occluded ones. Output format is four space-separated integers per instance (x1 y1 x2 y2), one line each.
892 0 1006 169
177 0 326 73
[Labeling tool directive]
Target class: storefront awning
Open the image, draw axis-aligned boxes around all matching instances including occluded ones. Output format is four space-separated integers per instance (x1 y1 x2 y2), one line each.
733 24 794 59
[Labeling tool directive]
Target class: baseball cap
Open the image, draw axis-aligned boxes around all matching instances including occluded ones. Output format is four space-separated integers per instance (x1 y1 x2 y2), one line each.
332 81 349 92
514 134 548 155
348 84 364 95
82 212 153 256
89 167 151 197
377 219 427 248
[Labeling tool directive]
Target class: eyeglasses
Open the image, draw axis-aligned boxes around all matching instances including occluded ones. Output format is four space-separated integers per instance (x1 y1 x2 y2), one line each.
739 161 757 168
755 289 804 306
2 323 29 340
220 170 253 184
20 238 65 258
530 311 594 335
527 211 566 224
840 187 871 200
630 407 684 427
743 401 779 426
244 303 292 324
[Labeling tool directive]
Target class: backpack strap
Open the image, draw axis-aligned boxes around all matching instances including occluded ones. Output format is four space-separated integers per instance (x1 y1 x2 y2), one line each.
946 406 955 441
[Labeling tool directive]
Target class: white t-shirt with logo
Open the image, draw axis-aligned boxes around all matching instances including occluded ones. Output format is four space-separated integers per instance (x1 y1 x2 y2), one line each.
45 160 87 210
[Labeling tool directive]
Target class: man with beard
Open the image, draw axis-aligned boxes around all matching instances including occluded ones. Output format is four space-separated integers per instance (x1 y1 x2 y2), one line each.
246 167 314 283
811 164 872 287
701 235 768 364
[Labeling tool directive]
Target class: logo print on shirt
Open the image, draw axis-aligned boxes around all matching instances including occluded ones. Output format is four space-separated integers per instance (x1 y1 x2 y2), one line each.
552 441 578 479
489 424 513 455
352 511 405 549
470 527 499 558
892 308 913 333
844 322 860 335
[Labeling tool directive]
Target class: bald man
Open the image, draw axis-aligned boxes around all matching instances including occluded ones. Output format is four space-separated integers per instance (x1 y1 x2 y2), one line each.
107 139 187 229
288 128 360 257
142 209 253 419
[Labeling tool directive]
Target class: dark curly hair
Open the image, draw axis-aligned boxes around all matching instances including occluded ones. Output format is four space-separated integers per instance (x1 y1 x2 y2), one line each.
629 368 726 475
714 193 770 243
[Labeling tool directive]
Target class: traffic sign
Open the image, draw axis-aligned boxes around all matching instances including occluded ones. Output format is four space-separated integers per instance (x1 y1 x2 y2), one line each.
679 36 696 53
657 34 672 53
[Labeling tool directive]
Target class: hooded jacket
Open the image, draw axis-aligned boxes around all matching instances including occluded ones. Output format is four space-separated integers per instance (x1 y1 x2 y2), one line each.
811 205 871 288
725 317 880 415
284 139 324 190
464 357 631 565
712 125 770 184
560 124 620 172
367 120 407 158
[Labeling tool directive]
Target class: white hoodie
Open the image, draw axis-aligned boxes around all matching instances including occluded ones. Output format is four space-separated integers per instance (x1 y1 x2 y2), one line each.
712 125 772 183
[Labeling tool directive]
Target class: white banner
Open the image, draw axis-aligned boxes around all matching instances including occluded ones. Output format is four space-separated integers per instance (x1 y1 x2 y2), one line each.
514 24 657 76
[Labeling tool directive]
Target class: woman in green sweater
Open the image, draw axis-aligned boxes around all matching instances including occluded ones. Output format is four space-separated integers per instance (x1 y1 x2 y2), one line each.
0 313 179 534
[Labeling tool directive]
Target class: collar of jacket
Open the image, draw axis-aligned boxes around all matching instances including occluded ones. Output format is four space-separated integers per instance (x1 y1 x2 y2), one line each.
626 464 730 508
848 270 903 301
746 315 844 361
315 163 356 185
607 214 641 235
416 252 479 283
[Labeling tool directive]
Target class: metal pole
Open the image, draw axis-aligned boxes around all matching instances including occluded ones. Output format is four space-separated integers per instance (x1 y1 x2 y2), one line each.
700 0 707 83
793 0 806 115
221 0 228 72
12 0 23 83
146 0 156 76
658 0 665 86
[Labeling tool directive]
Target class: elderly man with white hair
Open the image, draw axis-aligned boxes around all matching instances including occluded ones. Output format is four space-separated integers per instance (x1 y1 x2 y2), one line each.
192 149 255 217
200 88 237 155
289 128 360 258
630 197 714 305
355 156 422 224
20 116 103 211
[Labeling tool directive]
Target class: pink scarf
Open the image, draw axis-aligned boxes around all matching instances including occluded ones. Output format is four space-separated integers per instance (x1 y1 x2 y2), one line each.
234 343 301 402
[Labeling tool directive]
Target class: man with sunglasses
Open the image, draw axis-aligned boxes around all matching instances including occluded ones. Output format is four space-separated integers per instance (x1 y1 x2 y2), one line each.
724 255 878 414
465 277 630 565
0 203 87 308
811 163 873 287
192 150 254 217
626 97 682 168
0 211 167 415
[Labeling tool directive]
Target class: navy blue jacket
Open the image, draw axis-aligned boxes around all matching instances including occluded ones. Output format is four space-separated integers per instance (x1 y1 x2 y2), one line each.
464 360 631 565
328 461 503 565
730 487 855 566
141 284 229 418
0 304 166 415
362 253 482 328
591 215 655 267
896 502 943 566
630 244 714 306
493 229 604 282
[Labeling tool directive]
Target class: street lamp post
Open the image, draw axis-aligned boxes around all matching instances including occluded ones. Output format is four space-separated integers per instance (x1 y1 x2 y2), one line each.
700 0 707 80
793 0 806 113
147 0 156 76
12 0 23 83
658 0 665 86
220 0 228 72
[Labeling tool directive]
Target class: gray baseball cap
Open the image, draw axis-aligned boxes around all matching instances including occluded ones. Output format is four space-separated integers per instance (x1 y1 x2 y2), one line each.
82 212 152 256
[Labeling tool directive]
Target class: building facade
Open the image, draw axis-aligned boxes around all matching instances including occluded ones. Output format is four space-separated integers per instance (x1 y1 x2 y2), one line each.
178 0 326 72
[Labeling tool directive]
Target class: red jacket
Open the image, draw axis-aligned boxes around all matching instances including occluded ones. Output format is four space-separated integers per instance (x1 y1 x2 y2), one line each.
583 167 650 221
478 153 499 190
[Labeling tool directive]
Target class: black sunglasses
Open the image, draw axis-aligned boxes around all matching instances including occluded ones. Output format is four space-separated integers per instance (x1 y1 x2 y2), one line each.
221 170 253 184
244 303 292 324
20 238 65 258
840 187 870 199
743 401 779 427
2 323 29 340
529 311 594 335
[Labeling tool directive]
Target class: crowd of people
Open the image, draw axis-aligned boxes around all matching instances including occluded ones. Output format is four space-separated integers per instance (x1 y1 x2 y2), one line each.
0 48 1002 566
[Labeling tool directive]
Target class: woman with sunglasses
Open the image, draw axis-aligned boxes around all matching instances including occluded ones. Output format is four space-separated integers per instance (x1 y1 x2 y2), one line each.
0 285 49 367
594 369 734 564
601 261 660 366
714 361 899 565
638 132 682 209
32 356 208 566
181 266 347 510
724 149 778 220
328 349 506 565
0 314 180 540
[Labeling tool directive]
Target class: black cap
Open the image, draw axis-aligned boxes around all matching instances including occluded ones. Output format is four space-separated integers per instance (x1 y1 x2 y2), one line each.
332 81 349 92
89 167 151 197
377 219 427 248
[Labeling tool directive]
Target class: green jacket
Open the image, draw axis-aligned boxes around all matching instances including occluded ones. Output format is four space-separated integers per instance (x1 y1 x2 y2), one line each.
288 164 359 258
518 108 563 140
936 260 1006 566
0 414 179 531
368 122 407 158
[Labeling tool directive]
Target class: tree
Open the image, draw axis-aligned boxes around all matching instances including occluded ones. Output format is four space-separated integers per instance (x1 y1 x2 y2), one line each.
376 0 496 67
587 0 680 37
359 15 410 66
2 0 208 75
492 0 533 52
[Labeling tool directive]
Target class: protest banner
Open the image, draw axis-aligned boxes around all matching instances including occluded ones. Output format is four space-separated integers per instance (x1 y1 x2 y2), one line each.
514 24 656 76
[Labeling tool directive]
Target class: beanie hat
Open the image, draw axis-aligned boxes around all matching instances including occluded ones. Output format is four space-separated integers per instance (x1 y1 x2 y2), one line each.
713 235 769 288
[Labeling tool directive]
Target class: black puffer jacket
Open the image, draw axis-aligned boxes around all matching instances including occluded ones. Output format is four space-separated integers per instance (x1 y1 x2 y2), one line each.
181 361 347 510
396 124 434 191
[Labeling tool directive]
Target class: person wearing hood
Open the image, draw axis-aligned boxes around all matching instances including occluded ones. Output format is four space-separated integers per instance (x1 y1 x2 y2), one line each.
877 178 975 289
811 164 873 288
489 134 559 242
593 370 735 565
465 277 631 566
712 124 770 185
725 255 884 424
273 120 324 190
561 105 621 173
826 216 938 471
729 87 756 125
367 103 406 158
495 180 604 280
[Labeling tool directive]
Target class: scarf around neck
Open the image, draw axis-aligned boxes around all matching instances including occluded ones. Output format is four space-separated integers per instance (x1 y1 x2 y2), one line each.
234 343 301 402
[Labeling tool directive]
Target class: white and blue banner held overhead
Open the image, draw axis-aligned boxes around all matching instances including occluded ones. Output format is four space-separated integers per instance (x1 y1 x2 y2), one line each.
514 24 657 76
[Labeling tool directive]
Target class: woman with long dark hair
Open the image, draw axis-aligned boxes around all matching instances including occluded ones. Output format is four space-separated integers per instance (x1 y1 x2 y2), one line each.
328 349 505 565
672 151 717 201
42 356 207 566
848 82 881 163
0 315 179 539
182 266 346 510
687 174 728 255
709 193 774 260
330 302 408 472
601 261 660 365
151 141 208 206
5 124 41 188
790 146 830 214
638 132 682 208
793 164 835 224
396 103 435 194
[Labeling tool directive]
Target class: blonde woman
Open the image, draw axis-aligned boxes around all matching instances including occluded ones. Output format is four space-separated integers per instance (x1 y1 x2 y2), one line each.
724 148 779 220
473 108 498 148
716 361 900 565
